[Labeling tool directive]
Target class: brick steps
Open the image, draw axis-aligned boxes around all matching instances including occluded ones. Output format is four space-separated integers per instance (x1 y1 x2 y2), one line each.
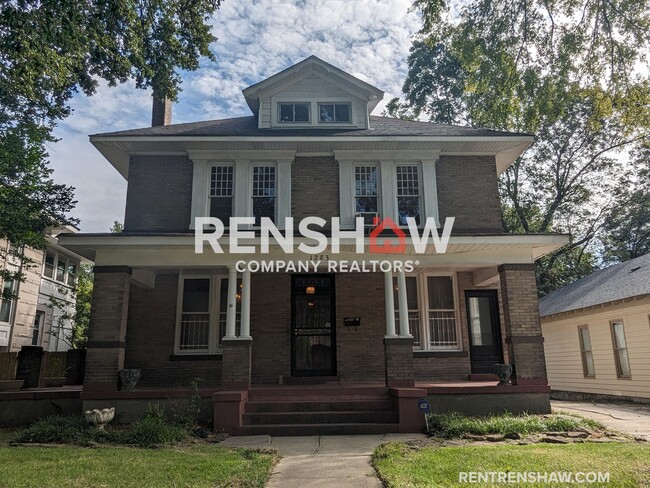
239 422 400 436
245 399 395 413
241 385 398 435
243 410 397 425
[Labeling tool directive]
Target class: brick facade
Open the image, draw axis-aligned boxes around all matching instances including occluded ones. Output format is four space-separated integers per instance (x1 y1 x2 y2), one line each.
436 155 503 233
499 264 548 384
124 155 193 233
84 268 131 390
384 337 415 386
124 274 221 387
221 339 252 389
291 155 340 225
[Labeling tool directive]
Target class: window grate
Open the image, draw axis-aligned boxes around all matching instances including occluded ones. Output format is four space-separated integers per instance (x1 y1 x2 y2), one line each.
428 311 458 347
179 313 210 350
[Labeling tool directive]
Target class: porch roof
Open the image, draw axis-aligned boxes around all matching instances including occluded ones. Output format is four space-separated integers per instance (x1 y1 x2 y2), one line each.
58 232 568 269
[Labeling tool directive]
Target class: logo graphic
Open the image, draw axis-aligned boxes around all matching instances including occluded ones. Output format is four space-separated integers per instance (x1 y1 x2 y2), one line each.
369 217 406 254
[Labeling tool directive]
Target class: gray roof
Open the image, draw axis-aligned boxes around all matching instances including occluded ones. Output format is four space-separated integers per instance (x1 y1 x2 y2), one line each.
92 116 530 138
539 253 650 317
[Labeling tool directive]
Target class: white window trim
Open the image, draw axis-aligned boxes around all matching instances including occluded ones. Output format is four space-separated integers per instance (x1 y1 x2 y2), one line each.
42 250 78 288
395 271 462 352
270 97 358 128
190 157 292 230
174 273 229 355
394 163 423 228
610 319 631 379
277 102 311 124
352 163 381 225
317 101 353 124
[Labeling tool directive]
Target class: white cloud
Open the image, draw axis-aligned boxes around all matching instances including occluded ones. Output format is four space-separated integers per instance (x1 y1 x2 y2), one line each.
48 0 421 232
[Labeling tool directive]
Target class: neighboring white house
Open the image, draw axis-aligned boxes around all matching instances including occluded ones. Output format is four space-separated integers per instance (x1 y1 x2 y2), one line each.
0 226 90 352
540 253 650 402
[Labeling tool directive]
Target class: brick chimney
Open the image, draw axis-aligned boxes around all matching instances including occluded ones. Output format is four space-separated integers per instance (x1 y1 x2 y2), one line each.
151 93 172 126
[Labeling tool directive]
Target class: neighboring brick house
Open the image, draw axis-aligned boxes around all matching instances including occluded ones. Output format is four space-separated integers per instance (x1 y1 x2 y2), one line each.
60 56 568 433
0 227 88 352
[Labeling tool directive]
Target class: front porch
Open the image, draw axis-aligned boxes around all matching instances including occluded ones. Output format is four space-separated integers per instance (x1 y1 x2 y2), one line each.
57 233 562 433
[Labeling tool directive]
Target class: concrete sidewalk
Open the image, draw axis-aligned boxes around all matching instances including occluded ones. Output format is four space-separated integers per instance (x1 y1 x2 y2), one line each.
552 400 650 441
220 433 426 487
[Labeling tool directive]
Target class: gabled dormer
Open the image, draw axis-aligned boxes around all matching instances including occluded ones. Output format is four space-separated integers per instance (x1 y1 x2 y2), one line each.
242 56 384 130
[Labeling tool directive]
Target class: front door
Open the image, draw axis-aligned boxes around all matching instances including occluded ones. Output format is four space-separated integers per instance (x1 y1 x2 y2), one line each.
465 290 503 374
291 275 336 377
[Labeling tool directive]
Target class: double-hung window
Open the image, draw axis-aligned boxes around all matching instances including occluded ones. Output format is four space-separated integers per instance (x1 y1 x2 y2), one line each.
611 320 631 378
578 325 595 377
354 166 379 228
0 278 15 324
252 165 276 224
210 165 234 222
176 275 241 354
393 274 459 350
396 165 421 226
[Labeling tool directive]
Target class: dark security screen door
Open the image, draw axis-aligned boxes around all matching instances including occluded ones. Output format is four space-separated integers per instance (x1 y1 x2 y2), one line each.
465 290 503 374
291 275 336 376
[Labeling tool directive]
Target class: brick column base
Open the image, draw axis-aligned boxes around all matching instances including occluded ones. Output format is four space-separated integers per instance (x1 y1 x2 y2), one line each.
384 337 415 387
221 338 252 390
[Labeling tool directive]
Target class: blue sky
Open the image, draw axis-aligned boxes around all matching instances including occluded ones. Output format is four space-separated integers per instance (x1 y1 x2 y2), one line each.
49 0 421 232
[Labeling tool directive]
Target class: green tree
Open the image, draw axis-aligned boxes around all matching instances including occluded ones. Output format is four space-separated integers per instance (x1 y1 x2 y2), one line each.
0 0 221 251
395 0 650 292
47 265 93 349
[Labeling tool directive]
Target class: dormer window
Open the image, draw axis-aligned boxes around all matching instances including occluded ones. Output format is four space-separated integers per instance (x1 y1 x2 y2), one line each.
318 103 351 123
279 103 310 123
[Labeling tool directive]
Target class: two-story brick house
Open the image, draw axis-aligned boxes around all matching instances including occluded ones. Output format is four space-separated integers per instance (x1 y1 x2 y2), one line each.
60 56 568 434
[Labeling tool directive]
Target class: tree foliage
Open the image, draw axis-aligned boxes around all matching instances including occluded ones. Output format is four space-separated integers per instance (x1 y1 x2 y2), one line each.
395 0 650 292
0 0 221 249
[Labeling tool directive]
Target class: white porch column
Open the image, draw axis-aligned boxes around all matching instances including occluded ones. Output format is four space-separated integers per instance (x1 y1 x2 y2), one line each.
225 266 238 339
239 270 251 339
384 271 397 337
396 270 412 337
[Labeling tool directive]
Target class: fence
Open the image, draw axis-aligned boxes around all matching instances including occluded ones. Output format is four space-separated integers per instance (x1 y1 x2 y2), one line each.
0 347 86 388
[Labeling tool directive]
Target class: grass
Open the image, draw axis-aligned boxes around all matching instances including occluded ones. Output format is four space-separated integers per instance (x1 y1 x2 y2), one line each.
0 444 277 488
427 412 603 438
373 442 650 487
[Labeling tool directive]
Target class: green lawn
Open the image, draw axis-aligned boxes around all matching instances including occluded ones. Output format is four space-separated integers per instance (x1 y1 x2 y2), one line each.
373 442 650 487
0 444 277 488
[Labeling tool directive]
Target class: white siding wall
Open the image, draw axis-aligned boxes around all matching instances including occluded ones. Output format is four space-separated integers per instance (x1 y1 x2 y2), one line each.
261 75 368 129
542 297 650 399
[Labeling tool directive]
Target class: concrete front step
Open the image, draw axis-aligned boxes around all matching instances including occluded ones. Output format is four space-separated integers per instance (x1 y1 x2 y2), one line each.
239 422 401 436
243 410 398 425
245 399 395 413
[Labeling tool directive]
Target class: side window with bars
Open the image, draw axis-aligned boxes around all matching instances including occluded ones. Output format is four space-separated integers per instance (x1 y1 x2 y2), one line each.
252 166 276 224
210 166 234 222
354 166 379 228
396 165 421 226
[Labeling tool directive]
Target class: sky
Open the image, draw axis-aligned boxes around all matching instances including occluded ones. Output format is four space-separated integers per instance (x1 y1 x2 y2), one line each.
49 0 422 233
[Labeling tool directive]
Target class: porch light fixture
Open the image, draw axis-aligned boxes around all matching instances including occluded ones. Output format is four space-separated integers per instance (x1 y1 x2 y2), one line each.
305 285 316 295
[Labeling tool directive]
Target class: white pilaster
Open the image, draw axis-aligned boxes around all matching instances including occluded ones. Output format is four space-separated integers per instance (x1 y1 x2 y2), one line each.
225 266 238 338
396 270 412 337
384 271 397 337
240 270 251 339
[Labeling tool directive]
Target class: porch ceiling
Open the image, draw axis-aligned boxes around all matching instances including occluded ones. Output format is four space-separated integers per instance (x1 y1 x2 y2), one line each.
58 233 568 268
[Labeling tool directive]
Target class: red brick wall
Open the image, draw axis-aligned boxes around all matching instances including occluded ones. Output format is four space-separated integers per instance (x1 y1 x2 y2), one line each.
124 274 221 387
436 155 504 233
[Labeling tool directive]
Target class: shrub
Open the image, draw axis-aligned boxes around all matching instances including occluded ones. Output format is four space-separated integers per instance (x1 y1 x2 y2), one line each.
123 406 185 448
16 415 115 444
